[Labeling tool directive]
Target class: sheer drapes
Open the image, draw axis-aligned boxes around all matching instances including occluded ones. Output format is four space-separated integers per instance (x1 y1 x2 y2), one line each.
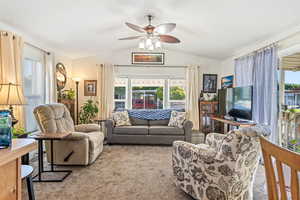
234 55 255 87
98 63 114 119
186 65 200 130
234 46 278 142
252 47 278 142
45 53 57 103
0 31 25 128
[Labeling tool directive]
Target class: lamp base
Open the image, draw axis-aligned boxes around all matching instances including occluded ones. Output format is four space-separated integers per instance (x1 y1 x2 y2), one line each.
9 105 18 127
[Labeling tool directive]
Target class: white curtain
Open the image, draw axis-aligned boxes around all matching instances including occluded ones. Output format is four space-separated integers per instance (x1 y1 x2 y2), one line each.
45 53 57 103
98 63 115 119
234 46 278 142
0 31 25 128
234 54 255 87
252 47 278 142
186 65 200 130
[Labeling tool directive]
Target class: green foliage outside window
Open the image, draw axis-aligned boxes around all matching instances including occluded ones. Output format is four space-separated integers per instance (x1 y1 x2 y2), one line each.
285 83 300 90
170 86 185 100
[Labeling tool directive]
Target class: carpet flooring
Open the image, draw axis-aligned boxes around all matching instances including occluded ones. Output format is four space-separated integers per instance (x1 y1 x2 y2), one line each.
22 145 268 200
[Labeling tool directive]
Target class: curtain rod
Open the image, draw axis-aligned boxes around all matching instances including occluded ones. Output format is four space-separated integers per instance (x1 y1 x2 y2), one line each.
114 64 188 68
234 43 277 60
24 42 51 55
1 31 51 55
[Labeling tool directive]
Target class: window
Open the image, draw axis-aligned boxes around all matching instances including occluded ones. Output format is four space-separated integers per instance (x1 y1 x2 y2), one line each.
131 79 164 109
23 58 45 132
113 77 186 110
114 78 127 110
168 79 186 109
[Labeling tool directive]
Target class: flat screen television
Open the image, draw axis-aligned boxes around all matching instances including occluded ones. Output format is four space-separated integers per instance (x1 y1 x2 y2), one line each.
218 86 253 121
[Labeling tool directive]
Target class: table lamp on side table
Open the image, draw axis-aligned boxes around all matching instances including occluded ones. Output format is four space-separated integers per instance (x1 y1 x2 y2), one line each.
0 83 26 126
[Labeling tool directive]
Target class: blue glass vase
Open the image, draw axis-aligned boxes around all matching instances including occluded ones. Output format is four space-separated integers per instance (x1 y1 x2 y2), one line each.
0 115 12 149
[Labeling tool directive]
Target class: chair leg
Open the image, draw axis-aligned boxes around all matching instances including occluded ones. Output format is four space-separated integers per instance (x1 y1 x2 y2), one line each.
26 175 35 200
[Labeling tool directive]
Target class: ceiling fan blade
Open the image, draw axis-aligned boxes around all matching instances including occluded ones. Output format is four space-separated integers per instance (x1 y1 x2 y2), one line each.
118 36 142 40
154 23 176 34
159 35 180 43
125 22 146 33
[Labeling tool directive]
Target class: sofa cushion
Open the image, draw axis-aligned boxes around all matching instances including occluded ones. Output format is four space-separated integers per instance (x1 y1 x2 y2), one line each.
130 117 148 126
114 126 149 135
168 111 186 128
112 111 131 127
149 119 169 126
149 126 184 135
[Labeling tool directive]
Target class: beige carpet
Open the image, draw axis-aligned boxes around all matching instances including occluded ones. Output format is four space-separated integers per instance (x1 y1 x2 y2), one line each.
22 145 268 200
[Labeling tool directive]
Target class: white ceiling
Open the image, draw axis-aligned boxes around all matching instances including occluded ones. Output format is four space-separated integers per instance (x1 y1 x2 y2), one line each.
1 0 300 59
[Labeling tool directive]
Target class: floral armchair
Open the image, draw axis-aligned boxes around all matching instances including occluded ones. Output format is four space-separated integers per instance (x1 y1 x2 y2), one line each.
172 125 270 200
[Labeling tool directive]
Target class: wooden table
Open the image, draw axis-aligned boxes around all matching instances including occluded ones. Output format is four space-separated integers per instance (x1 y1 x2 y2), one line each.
0 139 37 200
29 132 72 182
211 116 256 133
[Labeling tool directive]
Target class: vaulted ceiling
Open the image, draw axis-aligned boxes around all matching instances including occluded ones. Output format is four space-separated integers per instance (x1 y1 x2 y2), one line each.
1 0 300 59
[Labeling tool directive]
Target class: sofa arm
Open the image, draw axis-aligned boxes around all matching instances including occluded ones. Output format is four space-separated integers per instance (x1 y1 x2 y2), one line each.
173 140 216 159
74 124 101 133
183 120 193 142
66 132 89 141
105 119 115 143
205 132 227 151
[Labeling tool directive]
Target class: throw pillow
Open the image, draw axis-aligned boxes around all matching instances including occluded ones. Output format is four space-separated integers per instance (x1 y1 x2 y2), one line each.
113 111 131 127
168 111 186 128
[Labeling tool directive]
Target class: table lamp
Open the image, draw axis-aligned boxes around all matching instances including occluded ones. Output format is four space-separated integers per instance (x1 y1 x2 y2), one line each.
0 83 26 126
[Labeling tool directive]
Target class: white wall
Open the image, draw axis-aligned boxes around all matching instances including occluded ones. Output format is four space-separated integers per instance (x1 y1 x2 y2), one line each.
70 48 222 107
0 20 73 89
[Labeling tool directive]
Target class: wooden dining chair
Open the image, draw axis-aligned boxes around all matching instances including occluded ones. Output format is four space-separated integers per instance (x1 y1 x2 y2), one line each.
260 136 300 200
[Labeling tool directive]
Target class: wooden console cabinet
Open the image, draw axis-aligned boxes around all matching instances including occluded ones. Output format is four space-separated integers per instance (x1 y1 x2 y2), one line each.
0 139 37 200
199 101 222 134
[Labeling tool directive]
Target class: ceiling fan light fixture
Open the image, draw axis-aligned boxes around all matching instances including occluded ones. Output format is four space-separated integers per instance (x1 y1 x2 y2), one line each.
146 38 152 47
155 40 161 48
138 40 145 49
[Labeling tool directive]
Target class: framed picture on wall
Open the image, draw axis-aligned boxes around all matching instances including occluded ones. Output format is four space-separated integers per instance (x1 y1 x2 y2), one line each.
203 74 218 93
132 52 165 65
221 75 234 89
84 80 97 96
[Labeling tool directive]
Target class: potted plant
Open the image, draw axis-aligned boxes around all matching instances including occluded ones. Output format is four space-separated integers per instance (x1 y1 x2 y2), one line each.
79 99 99 124
12 127 27 138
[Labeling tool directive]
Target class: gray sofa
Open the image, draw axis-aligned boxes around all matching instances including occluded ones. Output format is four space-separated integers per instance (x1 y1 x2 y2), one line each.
106 114 193 145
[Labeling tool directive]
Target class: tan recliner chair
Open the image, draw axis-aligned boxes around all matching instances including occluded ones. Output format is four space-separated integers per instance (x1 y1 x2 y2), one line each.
34 103 104 166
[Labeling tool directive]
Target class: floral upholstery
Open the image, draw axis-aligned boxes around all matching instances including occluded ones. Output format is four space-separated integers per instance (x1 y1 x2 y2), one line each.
168 111 187 128
112 111 131 126
172 125 270 200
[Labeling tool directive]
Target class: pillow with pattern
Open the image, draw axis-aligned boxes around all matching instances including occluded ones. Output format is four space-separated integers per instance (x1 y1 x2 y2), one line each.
168 111 186 128
113 111 131 127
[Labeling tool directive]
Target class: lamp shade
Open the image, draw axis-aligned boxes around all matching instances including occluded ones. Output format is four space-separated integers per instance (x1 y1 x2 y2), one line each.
72 77 81 82
0 83 26 105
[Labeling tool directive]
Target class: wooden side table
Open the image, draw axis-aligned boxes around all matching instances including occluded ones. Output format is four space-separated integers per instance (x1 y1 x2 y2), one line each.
29 132 72 182
0 139 37 200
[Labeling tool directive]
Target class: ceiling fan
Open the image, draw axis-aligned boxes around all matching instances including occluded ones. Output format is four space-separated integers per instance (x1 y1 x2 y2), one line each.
119 15 180 50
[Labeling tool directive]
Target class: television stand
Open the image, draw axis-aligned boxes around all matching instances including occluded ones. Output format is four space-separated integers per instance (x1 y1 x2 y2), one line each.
211 116 256 133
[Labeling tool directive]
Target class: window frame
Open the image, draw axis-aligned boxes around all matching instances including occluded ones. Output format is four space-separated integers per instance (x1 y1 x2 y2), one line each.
113 78 128 110
113 76 187 110
23 57 46 133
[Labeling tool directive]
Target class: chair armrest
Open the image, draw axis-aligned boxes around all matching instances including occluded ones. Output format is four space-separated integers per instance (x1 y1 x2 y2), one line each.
173 140 216 159
74 124 101 133
183 120 193 142
205 132 227 151
65 132 89 141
